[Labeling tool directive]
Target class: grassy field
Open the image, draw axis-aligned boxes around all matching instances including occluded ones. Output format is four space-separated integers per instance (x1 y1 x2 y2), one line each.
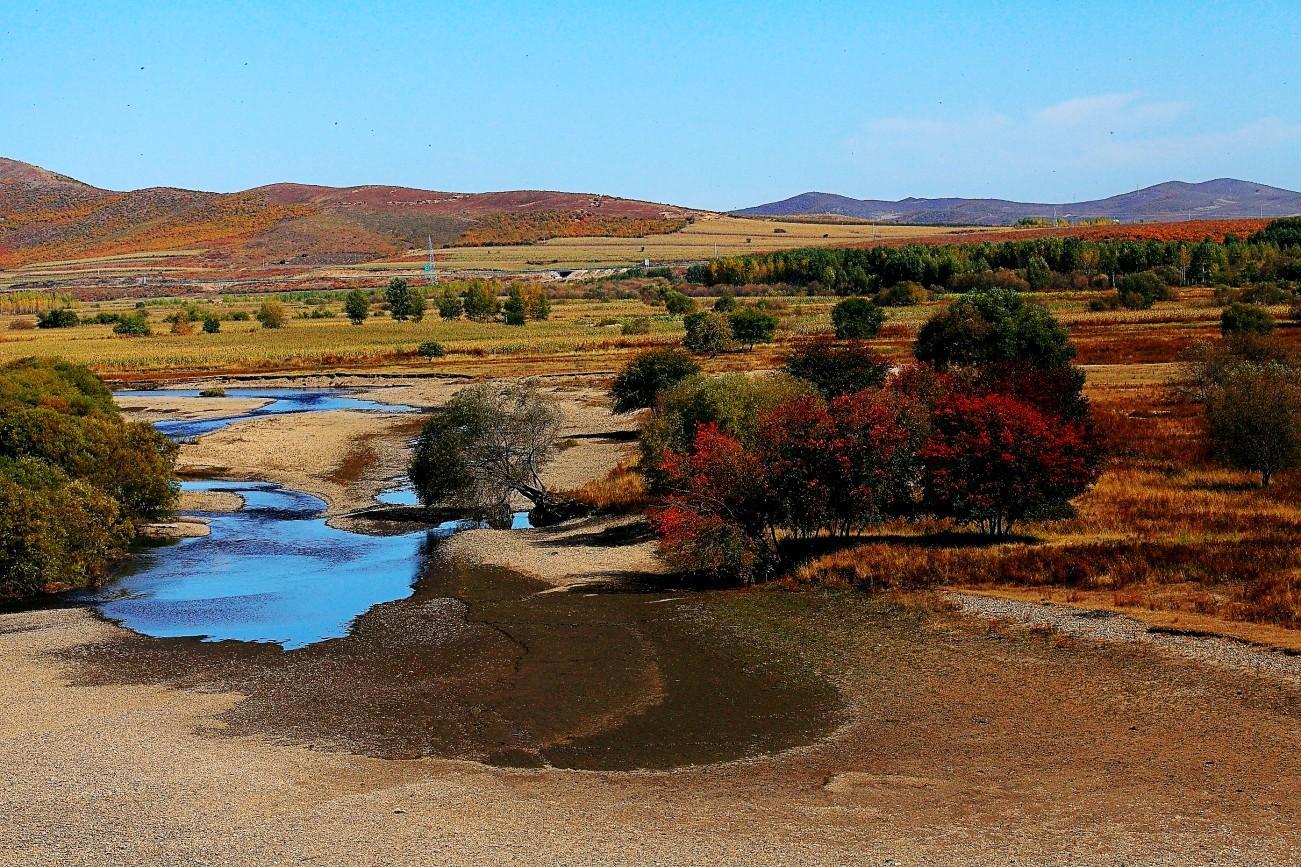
329 216 980 274
3 278 1298 633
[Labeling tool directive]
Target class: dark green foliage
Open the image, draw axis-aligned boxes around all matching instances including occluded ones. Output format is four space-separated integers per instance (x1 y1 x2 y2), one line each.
417 340 446 360
202 315 221 334
344 289 370 325
831 297 885 339
408 288 427 321
0 359 177 599
785 338 891 398
664 291 697 316
682 311 734 356
621 316 651 336
503 289 527 326
462 282 501 321
610 348 701 413
728 307 778 349
36 308 79 328
712 292 738 312
1221 302 1275 335
112 312 152 336
1116 270 1172 309
914 287 1073 370
1025 255 1053 291
386 278 413 320
1249 216 1301 248
437 287 463 320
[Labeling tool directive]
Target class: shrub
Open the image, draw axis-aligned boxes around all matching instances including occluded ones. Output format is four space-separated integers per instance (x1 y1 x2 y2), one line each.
682 311 735 356
417 340 446 360
1239 282 1290 305
875 281 927 306
831 297 885 339
621 316 651 336
915 287 1073 370
1289 297 1301 324
728 307 778 349
664 291 697 316
713 292 738 313
1025 255 1053 291
112 312 152 336
784 337 890 398
201 314 221 334
1212 285 1238 306
198 387 226 397
610 348 700 413
36 308 79 329
229 311 251 321
255 300 287 329
0 359 177 599
1221 302 1275 335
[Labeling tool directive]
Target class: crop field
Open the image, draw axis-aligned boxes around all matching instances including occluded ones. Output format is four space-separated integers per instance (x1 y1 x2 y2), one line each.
330 216 980 274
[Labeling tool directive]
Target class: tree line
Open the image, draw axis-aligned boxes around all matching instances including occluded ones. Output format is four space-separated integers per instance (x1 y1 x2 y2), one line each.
684 217 1301 297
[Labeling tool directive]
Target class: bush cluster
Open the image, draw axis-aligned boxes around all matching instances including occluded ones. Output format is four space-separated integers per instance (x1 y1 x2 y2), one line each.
0 359 177 599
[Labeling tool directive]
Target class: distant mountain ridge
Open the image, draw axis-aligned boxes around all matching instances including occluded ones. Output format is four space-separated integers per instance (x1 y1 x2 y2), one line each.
733 179 1301 225
0 157 698 274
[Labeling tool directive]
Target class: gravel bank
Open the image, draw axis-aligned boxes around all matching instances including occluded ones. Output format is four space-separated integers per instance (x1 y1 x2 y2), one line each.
950 592 1301 683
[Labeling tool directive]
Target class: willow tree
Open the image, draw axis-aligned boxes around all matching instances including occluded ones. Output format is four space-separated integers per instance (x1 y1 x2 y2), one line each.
410 381 562 523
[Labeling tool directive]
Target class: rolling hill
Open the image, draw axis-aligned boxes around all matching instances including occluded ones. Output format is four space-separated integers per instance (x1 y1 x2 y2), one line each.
734 179 1301 225
0 158 698 276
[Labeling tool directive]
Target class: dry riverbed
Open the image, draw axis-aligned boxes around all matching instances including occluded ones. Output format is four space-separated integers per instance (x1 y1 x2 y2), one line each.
2 373 1299 865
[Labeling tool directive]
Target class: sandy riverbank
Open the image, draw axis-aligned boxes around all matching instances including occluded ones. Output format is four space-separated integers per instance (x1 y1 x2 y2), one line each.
4 372 1298 864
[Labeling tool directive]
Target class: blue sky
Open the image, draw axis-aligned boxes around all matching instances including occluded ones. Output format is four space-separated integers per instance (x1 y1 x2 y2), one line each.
3 1 1298 209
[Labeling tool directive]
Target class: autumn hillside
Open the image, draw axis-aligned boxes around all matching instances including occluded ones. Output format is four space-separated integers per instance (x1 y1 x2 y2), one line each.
0 158 699 278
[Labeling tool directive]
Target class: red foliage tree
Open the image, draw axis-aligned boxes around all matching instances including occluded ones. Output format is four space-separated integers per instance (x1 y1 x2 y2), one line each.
920 393 1102 535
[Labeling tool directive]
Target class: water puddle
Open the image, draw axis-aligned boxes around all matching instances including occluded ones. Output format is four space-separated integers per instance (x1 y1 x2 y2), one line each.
67 481 838 769
115 388 417 439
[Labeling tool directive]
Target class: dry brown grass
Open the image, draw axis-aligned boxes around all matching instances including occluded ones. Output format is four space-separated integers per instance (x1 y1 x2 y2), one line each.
563 457 650 514
787 371 1301 630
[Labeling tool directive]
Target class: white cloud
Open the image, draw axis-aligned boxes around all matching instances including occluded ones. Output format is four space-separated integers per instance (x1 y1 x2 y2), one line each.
843 94 1299 198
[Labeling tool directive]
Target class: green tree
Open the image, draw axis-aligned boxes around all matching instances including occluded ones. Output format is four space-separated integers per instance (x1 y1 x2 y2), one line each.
665 291 697 316
386 278 413 321
344 289 370 325
408 287 427 322
713 291 738 313
682 311 734 357
610 348 701 413
728 307 778 350
914 287 1073 370
1204 361 1301 487
831 297 885 339
201 315 221 334
437 287 463 320
504 286 528 325
255 300 287 329
409 382 562 520
1025 255 1053 291
462 282 501 321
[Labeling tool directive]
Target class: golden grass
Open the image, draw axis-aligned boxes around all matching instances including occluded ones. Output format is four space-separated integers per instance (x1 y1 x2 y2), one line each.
331 216 977 274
